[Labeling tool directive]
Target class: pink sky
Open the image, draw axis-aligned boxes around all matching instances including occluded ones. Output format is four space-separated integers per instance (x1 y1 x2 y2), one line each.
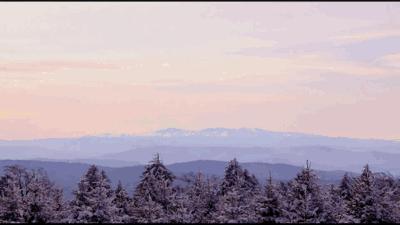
1 2 400 140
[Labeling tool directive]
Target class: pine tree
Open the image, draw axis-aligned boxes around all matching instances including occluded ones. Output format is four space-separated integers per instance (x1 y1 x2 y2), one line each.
169 187 191 223
219 158 259 196
113 181 131 223
214 158 260 223
184 172 218 223
131 153 176 223
24 168 62 223
348 164 379 223
392 178 400 223
339 173 353 203
372 173 398 223
214 185 243 223
95 170 116 222
323 184 356 223
0 165 30 222
284 161 326 223
0 165 67 223
68 165 116 223
256 173 284 223
51 187 68 223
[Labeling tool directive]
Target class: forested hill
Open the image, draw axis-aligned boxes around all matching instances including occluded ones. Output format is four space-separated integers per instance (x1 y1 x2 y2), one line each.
0 159 354 199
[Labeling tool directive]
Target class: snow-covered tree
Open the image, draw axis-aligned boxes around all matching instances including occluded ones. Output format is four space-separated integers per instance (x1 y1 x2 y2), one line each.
131 154 176 223
50 187 68 223
348 164 380 223
24 168 64 223
182 172 218 223
68 165 117 223
0 165 30 222
219 158 259 196
214 158 260 223
112 181 131 223
256 173 284 223
284 161 326 223
372 172 398 223
168 188 191 223
339 172 353 203
214 186 246 223
391 178 400 223
0 165 66 223
323 184 356 223
4 157 400 223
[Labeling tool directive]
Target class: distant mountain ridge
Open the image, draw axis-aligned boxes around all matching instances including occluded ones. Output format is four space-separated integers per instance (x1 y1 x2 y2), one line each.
151 128 396 143
0 127 400 174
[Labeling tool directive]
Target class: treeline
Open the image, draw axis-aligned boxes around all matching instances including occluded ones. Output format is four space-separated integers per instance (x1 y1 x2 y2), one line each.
0 154 399 223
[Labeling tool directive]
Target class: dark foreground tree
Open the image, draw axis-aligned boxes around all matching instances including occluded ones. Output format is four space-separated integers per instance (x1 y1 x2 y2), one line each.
214 158 260 223
24 169 65 223
2 157 400 223
348 164 378 223
323 184 356 223
256 173 284 223
68 165 116 223
113 181 131 223
0 165 29 222
284 161 326 223
131 154 176 223
0 165 66 223
183 172 218 223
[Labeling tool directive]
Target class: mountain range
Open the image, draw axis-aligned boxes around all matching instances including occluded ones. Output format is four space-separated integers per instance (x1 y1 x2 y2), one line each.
0 128 399 174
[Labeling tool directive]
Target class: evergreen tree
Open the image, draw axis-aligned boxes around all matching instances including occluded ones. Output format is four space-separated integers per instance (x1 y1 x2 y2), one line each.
0 165 30 222
348 164 380 223
131 153 176 223
372 173 398 223
214 185 245 223
0 165 66 223
184 172 218 223
219 158 259 196
214 158 260 223
4 157 400 223
169 187 191 223
256 173 284 223
24 169 63 223
284 161 326 223
339 172 353 203
392 178 400 223
68 165 116 223
113 181 131 223
51 188 68 223
323 184 356 223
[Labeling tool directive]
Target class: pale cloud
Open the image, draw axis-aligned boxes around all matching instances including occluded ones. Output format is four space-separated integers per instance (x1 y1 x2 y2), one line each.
161 62 170 68
0 60 121 73
375 53 400 68
332 29 400 44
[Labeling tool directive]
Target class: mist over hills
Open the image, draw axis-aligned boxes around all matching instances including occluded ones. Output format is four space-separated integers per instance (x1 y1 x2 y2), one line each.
0 128 399 174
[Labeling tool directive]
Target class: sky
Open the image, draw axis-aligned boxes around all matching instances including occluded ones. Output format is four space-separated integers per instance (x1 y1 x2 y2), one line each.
0 2 400 140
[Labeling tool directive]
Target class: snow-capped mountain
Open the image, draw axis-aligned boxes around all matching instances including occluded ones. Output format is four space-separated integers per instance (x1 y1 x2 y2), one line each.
149 128 400 151
153 128 196 137
153 127 301 137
